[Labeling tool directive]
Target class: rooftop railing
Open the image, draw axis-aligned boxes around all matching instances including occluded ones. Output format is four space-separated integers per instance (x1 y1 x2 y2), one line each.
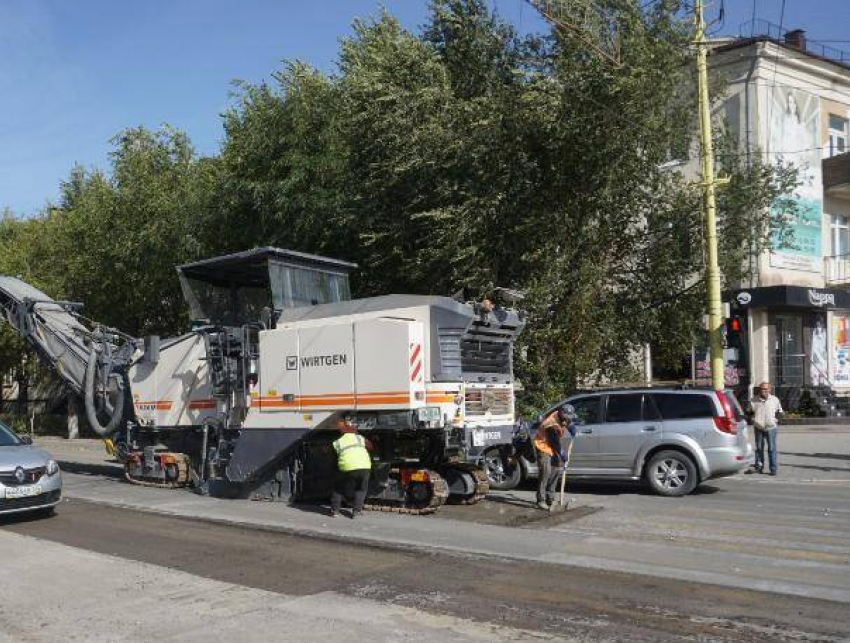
737 19 850 68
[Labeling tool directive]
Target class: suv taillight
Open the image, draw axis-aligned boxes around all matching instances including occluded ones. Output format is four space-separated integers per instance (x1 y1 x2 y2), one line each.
713 391 737 435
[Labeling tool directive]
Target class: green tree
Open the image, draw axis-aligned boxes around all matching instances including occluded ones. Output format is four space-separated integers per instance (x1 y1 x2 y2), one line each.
0 1 798 416
212 0 796 410
26 127 215 336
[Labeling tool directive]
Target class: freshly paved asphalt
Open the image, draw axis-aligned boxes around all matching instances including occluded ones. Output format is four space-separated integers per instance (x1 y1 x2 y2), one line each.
31 427 850 602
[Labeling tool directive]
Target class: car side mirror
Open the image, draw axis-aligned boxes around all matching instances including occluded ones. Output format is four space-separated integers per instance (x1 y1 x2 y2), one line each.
20 435 33 445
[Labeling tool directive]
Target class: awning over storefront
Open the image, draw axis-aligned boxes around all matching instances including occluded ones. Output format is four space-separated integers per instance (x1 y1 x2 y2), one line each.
726 286 850 310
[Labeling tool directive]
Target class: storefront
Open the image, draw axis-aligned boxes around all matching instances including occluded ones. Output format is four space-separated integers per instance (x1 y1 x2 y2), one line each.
727 286 850 398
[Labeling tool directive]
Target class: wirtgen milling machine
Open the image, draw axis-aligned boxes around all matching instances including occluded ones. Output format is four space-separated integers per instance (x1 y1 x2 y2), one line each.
0 247 524 513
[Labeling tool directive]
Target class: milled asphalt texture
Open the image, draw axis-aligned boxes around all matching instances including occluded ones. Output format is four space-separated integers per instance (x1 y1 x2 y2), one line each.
30 426 850 605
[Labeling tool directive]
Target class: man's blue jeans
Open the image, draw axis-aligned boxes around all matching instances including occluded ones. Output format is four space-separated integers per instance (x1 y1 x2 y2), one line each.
754 428 778 474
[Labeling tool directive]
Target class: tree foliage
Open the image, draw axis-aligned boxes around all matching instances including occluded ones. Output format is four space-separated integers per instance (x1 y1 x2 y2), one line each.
0 0 797 412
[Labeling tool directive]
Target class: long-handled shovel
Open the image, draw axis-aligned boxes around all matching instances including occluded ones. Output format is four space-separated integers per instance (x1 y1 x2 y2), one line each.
549 439 575 513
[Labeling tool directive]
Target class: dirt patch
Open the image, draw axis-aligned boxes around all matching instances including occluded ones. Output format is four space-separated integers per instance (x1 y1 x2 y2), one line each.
432 497 602 527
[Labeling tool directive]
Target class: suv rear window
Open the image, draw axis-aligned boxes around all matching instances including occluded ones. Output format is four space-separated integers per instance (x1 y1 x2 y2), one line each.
652 393 714 420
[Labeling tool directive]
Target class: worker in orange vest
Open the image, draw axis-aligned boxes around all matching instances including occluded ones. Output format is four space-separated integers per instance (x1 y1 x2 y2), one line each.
534 405 576 510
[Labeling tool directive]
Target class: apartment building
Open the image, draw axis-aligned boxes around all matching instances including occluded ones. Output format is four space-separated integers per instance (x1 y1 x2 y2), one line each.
707 22 850 405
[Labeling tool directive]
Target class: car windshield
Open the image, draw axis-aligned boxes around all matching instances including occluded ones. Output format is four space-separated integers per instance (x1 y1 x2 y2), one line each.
0 421 22 447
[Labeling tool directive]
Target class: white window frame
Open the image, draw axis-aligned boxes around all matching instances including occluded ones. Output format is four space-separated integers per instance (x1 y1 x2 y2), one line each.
829 214 850 283
830 213 849 256
828 113 848 158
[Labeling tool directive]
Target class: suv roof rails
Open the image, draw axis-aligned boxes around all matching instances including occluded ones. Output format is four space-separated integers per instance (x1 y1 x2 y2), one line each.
572 381 716 394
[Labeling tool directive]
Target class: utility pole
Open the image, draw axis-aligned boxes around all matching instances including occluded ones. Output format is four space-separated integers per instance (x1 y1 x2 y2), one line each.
694 0 726 392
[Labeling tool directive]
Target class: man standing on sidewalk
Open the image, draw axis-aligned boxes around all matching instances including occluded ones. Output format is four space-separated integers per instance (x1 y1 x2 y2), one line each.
750 381 783 476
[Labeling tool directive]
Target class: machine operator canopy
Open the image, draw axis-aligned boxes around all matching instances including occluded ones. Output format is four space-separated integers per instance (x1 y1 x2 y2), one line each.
177 247 357 326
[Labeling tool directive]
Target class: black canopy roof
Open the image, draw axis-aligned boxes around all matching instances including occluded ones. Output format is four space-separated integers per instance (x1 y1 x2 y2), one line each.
176 247 357 288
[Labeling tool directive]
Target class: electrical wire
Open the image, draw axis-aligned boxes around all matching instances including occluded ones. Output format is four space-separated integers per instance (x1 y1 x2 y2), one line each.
708 0 726 36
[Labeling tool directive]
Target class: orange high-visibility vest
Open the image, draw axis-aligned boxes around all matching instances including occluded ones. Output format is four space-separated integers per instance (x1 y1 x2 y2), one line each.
533 417 563 456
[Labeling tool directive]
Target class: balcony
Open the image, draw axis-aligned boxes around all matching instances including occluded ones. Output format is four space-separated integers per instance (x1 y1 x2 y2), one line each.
825 254 850 286
824 153 850 198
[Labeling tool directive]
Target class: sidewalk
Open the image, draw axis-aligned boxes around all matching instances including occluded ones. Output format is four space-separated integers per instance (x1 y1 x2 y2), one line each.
35 436 850 604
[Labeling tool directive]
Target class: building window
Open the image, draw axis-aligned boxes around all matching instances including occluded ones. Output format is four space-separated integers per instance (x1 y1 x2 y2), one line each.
831 214 849 257
829 114 848 157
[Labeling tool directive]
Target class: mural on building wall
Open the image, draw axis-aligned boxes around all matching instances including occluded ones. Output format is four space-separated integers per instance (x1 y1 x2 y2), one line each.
833 315 850 385
768 87 823 272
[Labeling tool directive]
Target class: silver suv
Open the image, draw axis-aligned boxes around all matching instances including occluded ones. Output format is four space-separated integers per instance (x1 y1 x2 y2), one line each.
490 387 751 496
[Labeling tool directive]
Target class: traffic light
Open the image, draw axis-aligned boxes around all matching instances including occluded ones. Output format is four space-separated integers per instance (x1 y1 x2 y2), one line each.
724 315 745 349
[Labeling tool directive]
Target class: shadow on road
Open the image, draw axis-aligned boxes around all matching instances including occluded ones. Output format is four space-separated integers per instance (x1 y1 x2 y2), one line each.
0 508 57 527
786 463 850 473
511 477 724 496
785 452 850 462
290 502 336 517
58 460 124 480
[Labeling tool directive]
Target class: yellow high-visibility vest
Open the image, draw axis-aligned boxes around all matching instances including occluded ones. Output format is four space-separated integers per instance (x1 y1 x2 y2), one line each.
333 433 371 472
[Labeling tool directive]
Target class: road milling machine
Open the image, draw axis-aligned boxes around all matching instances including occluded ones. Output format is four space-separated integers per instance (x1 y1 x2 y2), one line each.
0 248 524 513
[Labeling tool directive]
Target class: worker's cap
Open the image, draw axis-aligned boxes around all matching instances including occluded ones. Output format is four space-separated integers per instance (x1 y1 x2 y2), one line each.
559 404 577 420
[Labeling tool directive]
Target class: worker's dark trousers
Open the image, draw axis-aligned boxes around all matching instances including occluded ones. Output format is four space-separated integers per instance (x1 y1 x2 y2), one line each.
536 451 562 504
331 468 371 513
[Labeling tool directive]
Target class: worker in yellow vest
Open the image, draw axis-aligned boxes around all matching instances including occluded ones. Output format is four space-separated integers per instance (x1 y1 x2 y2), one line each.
330 418 372 519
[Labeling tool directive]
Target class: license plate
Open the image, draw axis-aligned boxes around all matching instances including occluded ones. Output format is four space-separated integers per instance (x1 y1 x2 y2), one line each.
4 485 42 499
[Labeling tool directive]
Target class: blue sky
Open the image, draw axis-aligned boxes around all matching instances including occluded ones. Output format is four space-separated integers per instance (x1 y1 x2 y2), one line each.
1 0 848 216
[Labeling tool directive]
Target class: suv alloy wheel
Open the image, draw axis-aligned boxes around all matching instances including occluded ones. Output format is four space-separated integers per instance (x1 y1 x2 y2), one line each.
645 449 698 497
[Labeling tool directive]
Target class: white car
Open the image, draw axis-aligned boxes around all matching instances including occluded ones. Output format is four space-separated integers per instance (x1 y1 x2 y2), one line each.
0 421 62 516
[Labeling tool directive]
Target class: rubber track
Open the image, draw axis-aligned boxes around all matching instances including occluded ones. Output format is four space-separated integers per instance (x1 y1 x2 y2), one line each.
125 455 191 489
445 464 490 505
363 470 450 515
124 458 454 516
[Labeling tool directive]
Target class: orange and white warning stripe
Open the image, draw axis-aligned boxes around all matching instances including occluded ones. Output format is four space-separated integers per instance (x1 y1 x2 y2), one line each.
133 400 173 412
188 399 217 410
409 342 423 383
257 390 414 410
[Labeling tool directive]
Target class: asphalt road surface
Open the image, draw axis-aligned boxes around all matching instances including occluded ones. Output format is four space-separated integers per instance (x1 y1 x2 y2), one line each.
2 499 848 643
